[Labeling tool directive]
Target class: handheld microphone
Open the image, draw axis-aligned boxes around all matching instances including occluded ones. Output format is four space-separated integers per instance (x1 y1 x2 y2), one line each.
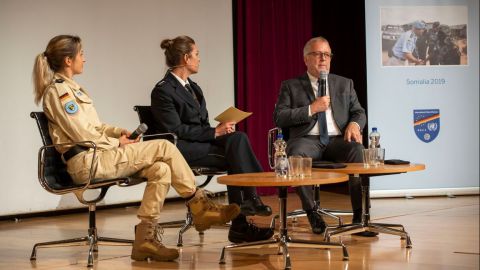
319 71 328 97
128 123 148 140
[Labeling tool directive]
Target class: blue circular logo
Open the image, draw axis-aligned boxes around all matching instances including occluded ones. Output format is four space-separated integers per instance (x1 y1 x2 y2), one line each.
65 101 78 114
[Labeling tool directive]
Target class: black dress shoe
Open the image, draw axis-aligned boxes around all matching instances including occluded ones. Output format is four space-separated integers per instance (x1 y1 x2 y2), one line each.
352 210 379 237
353 231 379 237
307 211 327 234
228 222 275 243
240 196 272 216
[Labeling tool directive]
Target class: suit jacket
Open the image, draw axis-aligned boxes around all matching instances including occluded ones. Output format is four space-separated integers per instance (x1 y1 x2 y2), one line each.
273 73 366 140
151 72 215 162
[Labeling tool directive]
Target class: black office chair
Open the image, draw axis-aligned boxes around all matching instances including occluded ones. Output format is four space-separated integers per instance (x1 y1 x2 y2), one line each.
133 105 227 246
268 127 352 228
29 112 145 267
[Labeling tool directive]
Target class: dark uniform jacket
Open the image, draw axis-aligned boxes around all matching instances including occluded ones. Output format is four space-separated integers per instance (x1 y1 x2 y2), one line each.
151 72 215 162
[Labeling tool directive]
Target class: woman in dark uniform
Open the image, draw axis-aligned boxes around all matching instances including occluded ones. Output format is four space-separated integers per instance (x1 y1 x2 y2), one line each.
150 35 273 243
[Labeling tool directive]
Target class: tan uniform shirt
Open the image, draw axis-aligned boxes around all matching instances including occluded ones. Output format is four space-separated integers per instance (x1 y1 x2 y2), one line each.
41 73 196 220
42 73 124 154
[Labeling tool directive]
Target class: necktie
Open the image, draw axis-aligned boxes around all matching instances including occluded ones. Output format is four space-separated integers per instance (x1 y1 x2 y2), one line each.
185 84 200 106
317 80 329 146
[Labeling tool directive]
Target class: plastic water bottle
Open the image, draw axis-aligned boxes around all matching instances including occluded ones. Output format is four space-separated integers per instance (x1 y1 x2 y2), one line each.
369 127 381 148
274 133 288 177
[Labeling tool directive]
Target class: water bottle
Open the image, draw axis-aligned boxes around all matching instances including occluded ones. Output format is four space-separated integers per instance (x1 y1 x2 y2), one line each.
273 133 288 177
369 127 381 148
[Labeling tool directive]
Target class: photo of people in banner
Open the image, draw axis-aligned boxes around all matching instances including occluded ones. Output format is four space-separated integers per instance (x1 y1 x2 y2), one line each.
380 6 468 66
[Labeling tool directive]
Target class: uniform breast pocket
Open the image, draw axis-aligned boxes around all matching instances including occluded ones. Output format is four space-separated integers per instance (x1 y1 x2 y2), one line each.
73 91 93 104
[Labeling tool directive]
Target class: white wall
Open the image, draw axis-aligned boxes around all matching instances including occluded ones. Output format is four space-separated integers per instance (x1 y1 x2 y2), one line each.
0 0 233 216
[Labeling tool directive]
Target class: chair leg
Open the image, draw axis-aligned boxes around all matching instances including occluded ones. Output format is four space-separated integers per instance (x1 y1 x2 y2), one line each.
177 211 194 247
87 235 95 267
270 208 349 229
316 208 344 226
30 236 90 260
197 175 214 188
158 219 188 228
30 205 133 267
97 237 134 244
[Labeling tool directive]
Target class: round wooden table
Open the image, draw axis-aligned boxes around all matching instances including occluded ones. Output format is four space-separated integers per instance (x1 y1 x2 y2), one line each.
217 171 349 270
314 163 425 248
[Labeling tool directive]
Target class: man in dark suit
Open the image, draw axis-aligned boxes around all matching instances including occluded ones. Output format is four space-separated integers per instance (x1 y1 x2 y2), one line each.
274 36 368 235
151 35 273 243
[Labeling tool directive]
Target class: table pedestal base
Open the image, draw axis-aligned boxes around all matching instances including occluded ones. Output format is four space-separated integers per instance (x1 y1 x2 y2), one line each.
219 187 348 270
324 222 412 248
324 177 412 248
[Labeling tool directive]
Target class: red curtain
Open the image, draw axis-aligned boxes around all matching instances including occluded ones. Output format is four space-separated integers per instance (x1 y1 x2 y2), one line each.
234 0 312 194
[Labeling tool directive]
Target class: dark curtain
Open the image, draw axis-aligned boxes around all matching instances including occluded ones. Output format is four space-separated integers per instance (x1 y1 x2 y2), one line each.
233 0 312 195
311 1 368 142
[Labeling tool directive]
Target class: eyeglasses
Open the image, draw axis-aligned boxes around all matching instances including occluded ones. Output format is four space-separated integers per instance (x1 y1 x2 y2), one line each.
307 51 333 59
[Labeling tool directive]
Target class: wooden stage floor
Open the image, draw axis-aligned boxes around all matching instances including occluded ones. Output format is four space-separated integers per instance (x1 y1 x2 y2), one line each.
0 192 478 270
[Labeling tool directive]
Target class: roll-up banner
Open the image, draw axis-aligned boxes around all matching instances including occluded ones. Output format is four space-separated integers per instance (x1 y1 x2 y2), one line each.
365 0 479 196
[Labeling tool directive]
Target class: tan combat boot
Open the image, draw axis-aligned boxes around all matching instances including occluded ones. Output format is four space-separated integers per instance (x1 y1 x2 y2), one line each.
186 188 240 232
131 221 179 261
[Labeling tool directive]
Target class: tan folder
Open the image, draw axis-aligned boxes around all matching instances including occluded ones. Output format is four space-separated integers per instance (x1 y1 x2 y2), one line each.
214 106 252 123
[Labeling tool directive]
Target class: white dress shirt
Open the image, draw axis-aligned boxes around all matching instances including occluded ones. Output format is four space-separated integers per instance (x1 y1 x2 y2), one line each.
307 72 341 136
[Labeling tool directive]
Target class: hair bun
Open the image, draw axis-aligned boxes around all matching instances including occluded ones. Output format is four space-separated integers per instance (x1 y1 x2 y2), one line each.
160 39 173 50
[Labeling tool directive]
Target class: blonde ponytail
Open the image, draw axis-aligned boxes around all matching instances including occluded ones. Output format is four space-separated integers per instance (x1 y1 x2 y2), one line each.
31 35 82 105
32 53 54 105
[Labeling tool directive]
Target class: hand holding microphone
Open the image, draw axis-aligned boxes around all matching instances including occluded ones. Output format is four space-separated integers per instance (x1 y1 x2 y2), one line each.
319 70 328 97
311 71 330 114
128 123 148 139
119 123 148 147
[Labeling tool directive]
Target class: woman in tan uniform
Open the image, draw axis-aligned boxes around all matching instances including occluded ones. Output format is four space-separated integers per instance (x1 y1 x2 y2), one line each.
32 35 239 262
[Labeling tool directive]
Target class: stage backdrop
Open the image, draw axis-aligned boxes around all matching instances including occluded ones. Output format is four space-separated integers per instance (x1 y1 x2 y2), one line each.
365 0 479 197
0 0 233 216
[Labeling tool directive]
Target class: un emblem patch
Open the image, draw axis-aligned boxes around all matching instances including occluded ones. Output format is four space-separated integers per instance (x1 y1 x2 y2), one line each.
413 109 440 143
65 101 79 114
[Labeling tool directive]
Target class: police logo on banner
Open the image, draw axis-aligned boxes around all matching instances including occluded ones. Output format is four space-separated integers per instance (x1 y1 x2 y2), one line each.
413 109 440 143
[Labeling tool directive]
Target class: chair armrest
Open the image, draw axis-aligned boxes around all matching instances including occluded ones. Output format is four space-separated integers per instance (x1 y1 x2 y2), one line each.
267 127 282 169
142 133 178 145
38 141 97 194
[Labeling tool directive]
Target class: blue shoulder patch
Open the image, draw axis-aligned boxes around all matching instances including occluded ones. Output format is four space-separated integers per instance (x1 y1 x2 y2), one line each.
65 101 79 114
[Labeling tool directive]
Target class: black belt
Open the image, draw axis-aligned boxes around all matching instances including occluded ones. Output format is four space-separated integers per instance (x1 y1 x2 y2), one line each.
63 145 89 162
305 135 341 139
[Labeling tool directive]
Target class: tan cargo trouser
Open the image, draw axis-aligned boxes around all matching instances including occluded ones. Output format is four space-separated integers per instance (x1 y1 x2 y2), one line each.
67 139 196 220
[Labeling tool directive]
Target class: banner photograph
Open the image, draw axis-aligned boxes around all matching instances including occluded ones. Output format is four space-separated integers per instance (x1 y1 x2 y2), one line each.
380 6 468 66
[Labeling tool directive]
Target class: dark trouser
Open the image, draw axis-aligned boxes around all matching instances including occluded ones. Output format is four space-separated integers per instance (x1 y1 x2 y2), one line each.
188 131 263 206
286 135 363 212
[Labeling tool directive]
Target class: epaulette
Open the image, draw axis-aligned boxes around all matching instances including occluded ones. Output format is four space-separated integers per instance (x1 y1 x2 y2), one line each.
156 80 166 87
55 79 64 83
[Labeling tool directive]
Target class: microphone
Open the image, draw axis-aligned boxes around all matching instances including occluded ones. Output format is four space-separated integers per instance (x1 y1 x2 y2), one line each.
319 71 328 97
128 123 148 140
